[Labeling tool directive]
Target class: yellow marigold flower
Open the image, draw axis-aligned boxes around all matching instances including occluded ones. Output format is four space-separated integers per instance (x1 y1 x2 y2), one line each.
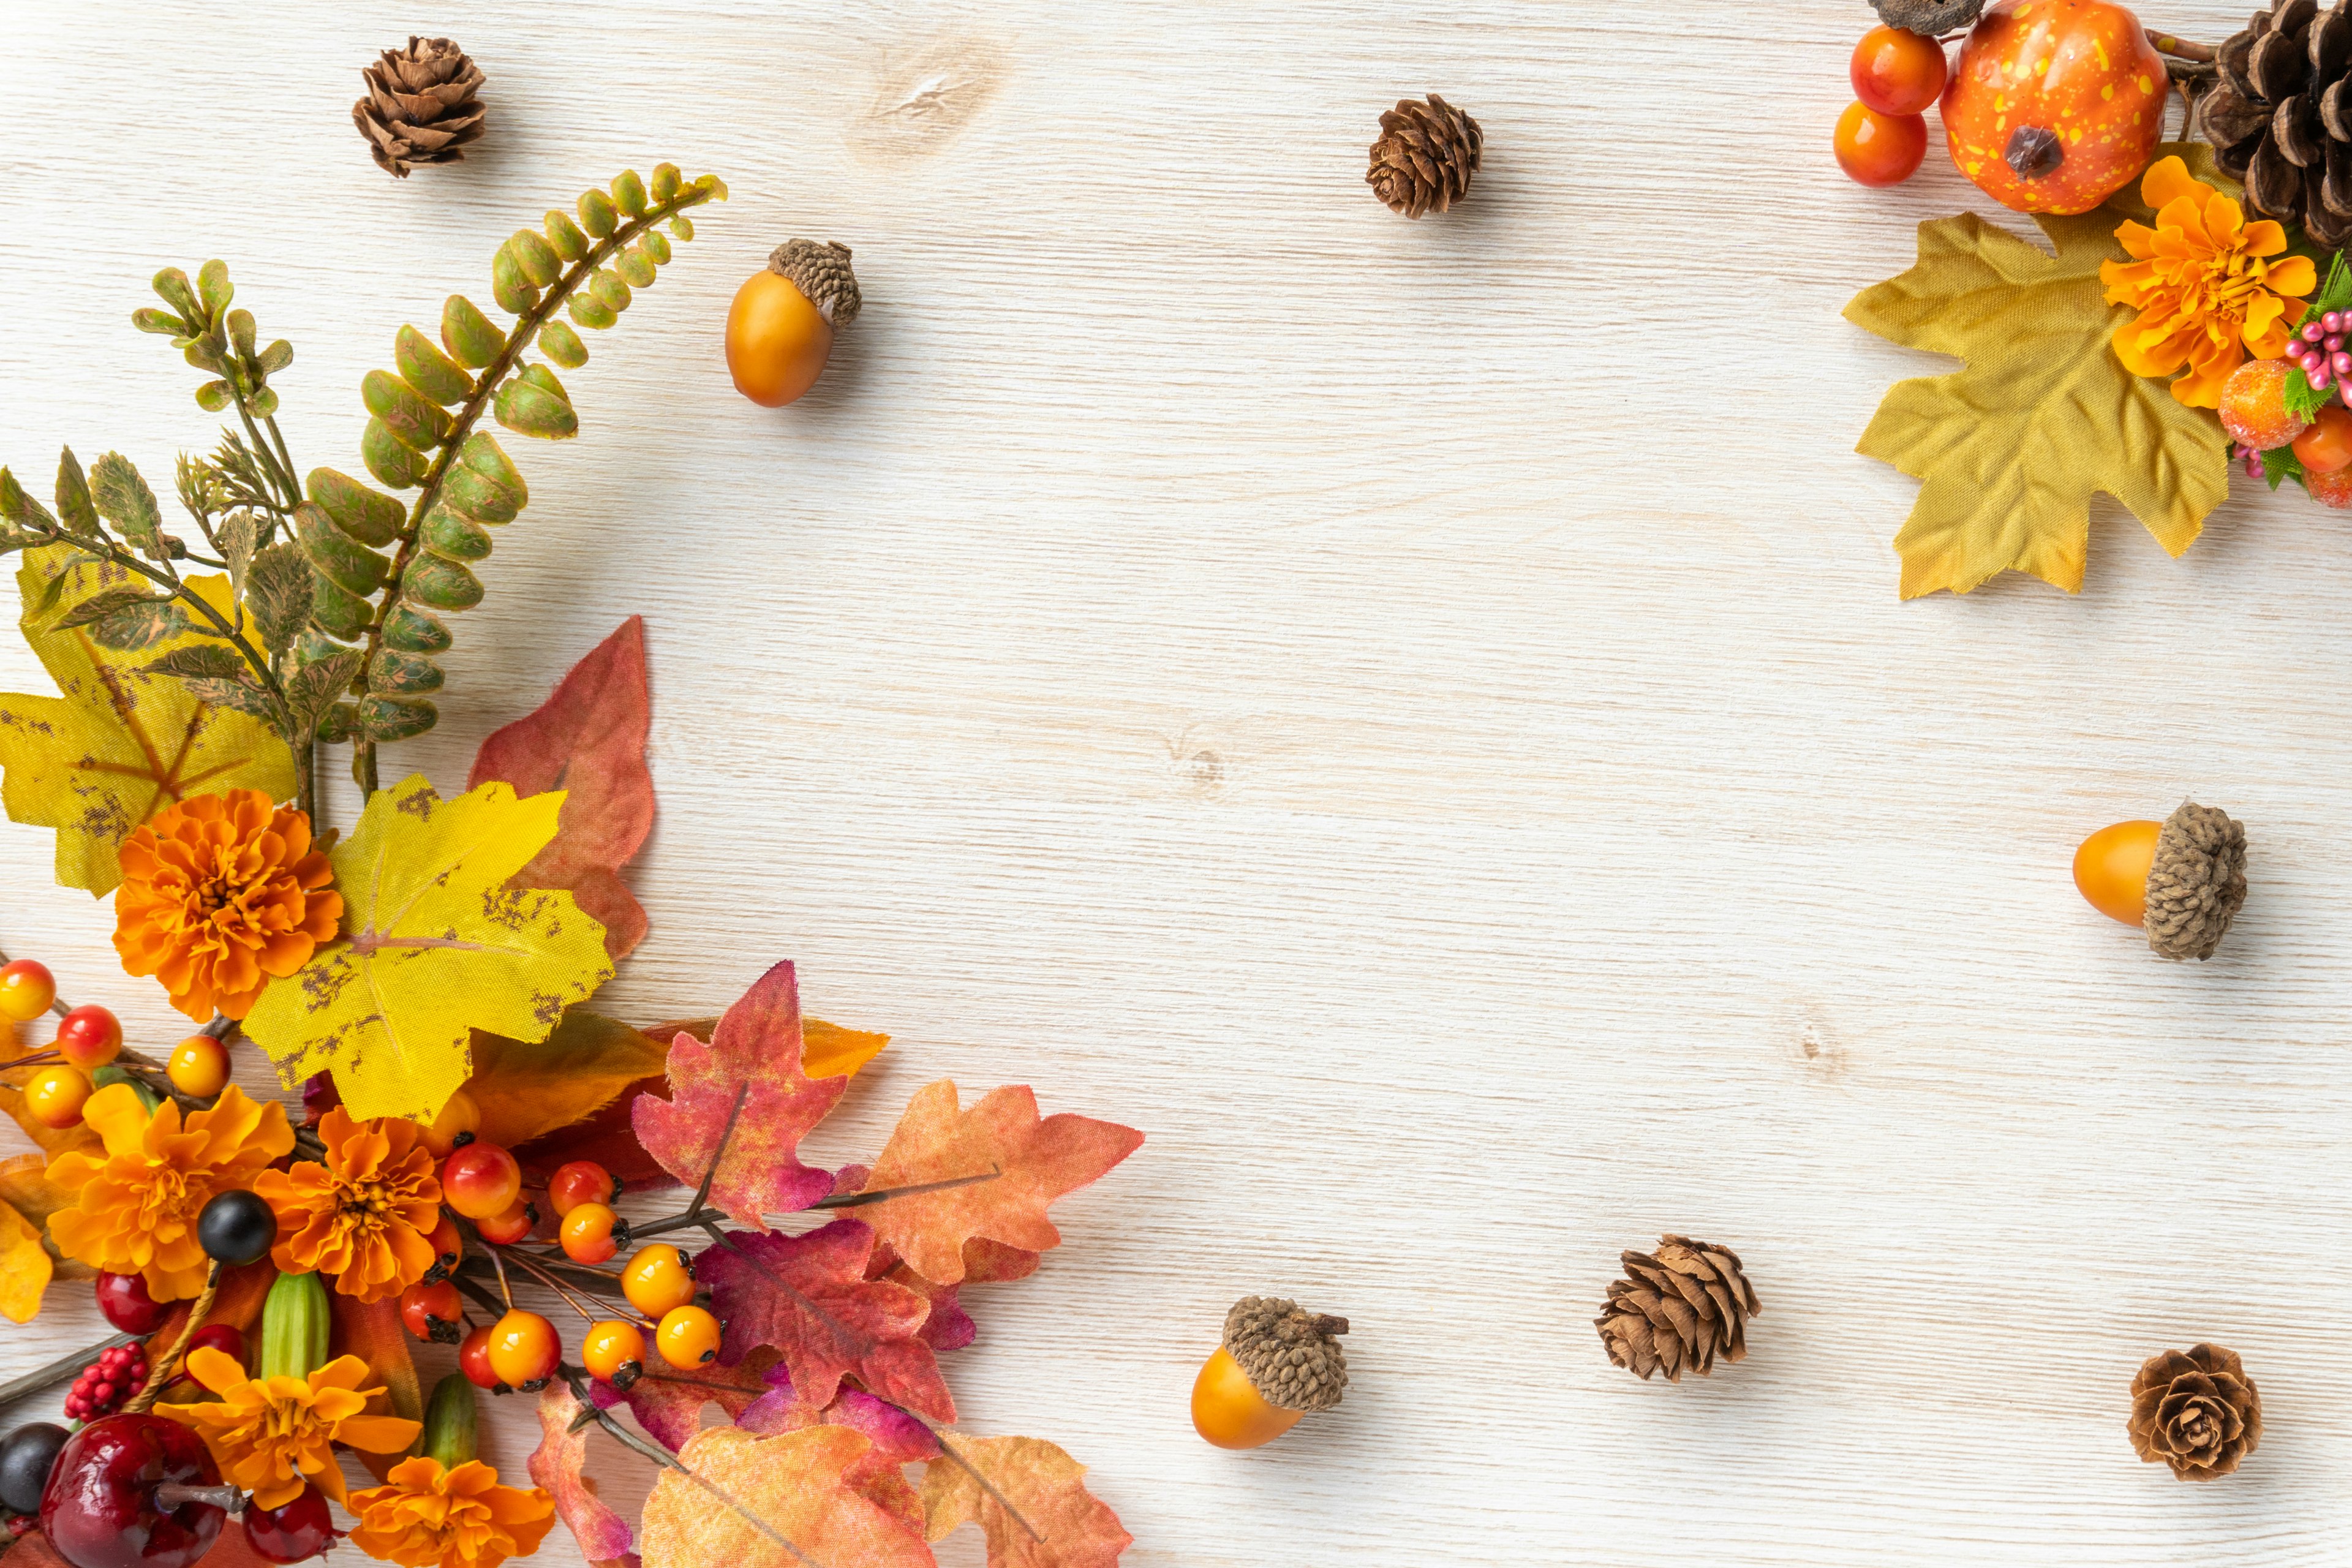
2102 155 2318 409
253 1106 442 1302
45 1084 293 1301
155 1347 421 1510
113 788 342 1022
347 1456 557 1568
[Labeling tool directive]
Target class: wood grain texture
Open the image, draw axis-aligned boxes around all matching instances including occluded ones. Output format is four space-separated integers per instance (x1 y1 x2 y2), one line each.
4 2 2351 1562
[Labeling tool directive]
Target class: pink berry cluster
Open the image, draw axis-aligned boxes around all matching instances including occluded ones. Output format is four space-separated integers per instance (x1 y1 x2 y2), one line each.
2232 441 2267 480
62 1344 147 1423
2290 311 2352 393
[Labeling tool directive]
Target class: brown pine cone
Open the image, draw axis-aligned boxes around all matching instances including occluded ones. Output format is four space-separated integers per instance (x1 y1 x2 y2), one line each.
2143 802 2247 962
1595 1235 1758 1381
353 37 488 178
1224 1296 1349 1412
2198 1 2352 247
1366 94 1483 218
2129 1344 2261 1480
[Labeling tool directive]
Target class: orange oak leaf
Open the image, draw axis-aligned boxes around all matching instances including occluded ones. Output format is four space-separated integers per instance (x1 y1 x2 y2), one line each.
921 1435 1131 1568
590 1344 780 1451
739 1372 937 1541
528 1384 641 1568
640 1425 934 1568
631 962 845 1228
858 1084 1142 1286
699 1218 956 1425
469 616 654 962
470 1010 672 1153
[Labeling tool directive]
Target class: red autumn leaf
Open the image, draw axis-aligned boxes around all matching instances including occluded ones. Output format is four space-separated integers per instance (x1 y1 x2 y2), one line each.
699 1216 956 1424
739 1367 938 1540
631 962 845 1227
922 1434 1131 1568
865 1235 1041 1354
590 1344 780 1452
528 1383 641 1568
857 1083 1142 1286
469 615 655 963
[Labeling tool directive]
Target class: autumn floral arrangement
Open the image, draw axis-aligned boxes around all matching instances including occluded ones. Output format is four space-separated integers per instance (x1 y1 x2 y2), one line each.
1838 0 2352 597
0 161 1142 1568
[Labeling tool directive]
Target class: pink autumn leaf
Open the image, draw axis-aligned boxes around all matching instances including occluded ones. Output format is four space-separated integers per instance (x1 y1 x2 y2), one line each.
865 1235 1042 1354
529 1383 642 1568
740 1366 939 1541
590 1345 781 1452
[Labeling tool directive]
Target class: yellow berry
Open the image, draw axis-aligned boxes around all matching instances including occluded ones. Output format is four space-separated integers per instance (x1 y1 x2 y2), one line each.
655 1305 720 1368
25 1065 92 1129
167 1034 231 1098
621 1245 697 1316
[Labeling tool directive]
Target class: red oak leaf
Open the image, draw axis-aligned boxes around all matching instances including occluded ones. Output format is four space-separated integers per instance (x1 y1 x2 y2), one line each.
858 1083 1142 1286
922 1434 1131 1568
631 962 845 1227
528 1384 642 1568
739 1368 938 1540
590 1344 780 1452
469 616 655 962
698 1217 956 1424
865 1235 1041 1354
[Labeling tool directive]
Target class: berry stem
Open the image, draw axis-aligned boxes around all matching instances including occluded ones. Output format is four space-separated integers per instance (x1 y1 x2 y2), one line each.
154 1482 244 1513
127 1263 221 1415
0 1330 135 1408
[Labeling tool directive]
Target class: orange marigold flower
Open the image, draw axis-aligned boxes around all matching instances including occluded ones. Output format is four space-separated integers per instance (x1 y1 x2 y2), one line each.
113 788 342 1022
347 1456 557 1568
45 1084 292 1301
252 1106 442 1302
2102 155 2318 409
154 1347 420 1510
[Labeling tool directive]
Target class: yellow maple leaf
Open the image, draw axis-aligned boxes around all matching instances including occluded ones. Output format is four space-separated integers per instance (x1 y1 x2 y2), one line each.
0 545 295 893
1845 142 2233 598
242 774 614 1124
0 1197 50 1322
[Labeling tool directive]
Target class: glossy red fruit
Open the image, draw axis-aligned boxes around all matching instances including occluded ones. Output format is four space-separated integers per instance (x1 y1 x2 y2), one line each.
473 1199 538 1246
400 1280 464 1344
421 1212 463 1283
441 1143 521 1219
1836 101 1928 187
52 1006 123 1071
241 1483 334 1564
94 1273 172 1336
547 1160 619 1216
183 1325 244 1368
1852 24 1947 116
457 1325 505 1392
39 1414 226 1568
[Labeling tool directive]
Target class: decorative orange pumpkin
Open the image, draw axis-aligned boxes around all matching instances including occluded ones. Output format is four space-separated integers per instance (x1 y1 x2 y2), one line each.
1942 0 2169 214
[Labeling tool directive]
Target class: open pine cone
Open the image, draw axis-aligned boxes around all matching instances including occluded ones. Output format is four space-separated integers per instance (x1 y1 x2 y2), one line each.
1366 94 1483 218
353 37 488 178
2198 0 2352 247
2129 1344 2261 1480
1595 1235 1758 1381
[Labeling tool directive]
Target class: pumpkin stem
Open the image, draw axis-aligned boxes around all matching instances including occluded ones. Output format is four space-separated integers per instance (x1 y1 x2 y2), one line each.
2005 126 2064 181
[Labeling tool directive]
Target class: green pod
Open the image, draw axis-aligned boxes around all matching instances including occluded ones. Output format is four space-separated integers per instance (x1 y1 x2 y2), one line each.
543 209 590 262
252 385 281 418
394 325 473 406
537 319 589 369
614 247 657 289
611 168 649 217
227 309 257 362
695 174 729 200
306 467 409 547
421 508 492 562
369 649 445 695
318 702 359 745
495 378 578 441
311 574 374 641
362 369 451 455
404 554 484 611
421 1374 480 1471
639 230 672 267
361 418 424 490
358 693 438 741
578 188 619 238
298 507 389 595
131 307 184 337
510 228 563 288
197 260 235 325
258 340 293 375
588 271 632 315
441 295 507 369
567 293 617 331
382 604 452 654
151 268 202 327
669 215 695 243
262 1268 332 1382
442 434 526 523
491 245 539 315
650 162 682 203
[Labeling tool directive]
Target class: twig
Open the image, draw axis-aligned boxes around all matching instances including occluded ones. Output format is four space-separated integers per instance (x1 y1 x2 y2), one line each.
814 1166 1001 1212
126 1264 220 1414
2146 28 2217 62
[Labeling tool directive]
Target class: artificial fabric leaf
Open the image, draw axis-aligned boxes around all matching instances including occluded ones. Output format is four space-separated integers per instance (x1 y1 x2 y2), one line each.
332 1293 424 1482
0 1197 51 1321
470 1009 671 1152
217 511 259 600
529 1384 640 1568
858 1084 1143 1286
739 1371 937 1540
88 453 165 558
1845 142 2231 597
590 1344 780 1452
0 546 293 893
639 1426 935 1568
922 1435 1131 1568
698 1218 956 1424
241 774 615 1123
245 545 314 659
631 962 845 1228
283 650 363 744
468 617 654 962
871 1237 1041 1355
657 1014 890 1084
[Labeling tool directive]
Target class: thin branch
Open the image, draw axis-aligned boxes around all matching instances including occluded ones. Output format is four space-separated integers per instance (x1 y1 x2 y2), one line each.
815 1167 1001 1211
0 1331 135 1408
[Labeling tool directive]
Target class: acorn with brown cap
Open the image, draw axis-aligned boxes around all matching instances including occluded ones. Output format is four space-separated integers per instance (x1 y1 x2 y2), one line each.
1191 1296 1349 1449
2073 802 2248 962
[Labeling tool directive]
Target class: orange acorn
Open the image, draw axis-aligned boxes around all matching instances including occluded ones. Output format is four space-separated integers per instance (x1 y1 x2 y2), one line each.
2074 802 2247 960
1191 1296 1349 1450
725 239 861 408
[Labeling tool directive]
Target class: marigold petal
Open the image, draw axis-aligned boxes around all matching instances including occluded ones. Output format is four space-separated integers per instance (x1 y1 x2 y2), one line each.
336 1414 425 1455
186 1347 249 1395
2268 256 2319 299
2114 318 2192 378
80 1084 157 1158
2140 154 2199 210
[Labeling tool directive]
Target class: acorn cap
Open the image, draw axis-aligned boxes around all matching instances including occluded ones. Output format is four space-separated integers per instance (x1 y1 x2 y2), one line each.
2144 802 2247 962
768 239 862 328
1223 1295 1349 1413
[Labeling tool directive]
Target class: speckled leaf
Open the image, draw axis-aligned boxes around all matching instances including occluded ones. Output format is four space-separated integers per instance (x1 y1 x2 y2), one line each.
921 1435 1131 1568
529 1384 641 1568
640 1426 935 1568
241 774 614 1123
87 453 165 558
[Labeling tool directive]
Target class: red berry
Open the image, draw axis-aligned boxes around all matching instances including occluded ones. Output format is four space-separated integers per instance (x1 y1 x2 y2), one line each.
183 1325 243 1368
547 1161 620 1216
399 1280 464 1344
52 1005 123 1071
1834 102 1928 187
441 1142 521 1219
473 1198 538 1246
241 1483 334 1564
94 1273 171 1336
421 1212 464 1283
39 1413 226 1568
457 1325 505 1392
1851 25 1947 116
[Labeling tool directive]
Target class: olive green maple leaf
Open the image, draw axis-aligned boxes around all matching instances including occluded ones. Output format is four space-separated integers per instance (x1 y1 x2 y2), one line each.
1845 143 2233 598
0 544 293 893
242 773 614 1123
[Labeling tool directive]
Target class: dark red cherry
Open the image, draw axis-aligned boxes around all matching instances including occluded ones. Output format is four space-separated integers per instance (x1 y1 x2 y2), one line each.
37 1414 226 1568
92 1274 171 1336
241 1483 334 1563
183 1325 244 1367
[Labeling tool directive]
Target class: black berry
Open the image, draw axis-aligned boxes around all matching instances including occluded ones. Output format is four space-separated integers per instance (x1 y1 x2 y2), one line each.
195 1189 275 1267
0 1422 69 1515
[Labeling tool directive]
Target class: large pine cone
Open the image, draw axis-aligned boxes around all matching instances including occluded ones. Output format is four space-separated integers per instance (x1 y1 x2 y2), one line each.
1595 1235 1758 1381
1366 95 1483 218
2200 0 2352 246
2129 1344 2262 1480
353 37 488 178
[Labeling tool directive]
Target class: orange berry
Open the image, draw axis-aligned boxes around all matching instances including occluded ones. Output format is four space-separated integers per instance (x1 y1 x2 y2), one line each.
166 1034 231 1098
0 960 56 1022
474 1198 538 1246
655 1305 721 1368
2074 820 2162 927
2294 402 2352 475
52 1005 121 1070
1191 1346 1303 1450
580 1319 647 1385
622 1245 698 1317
486 1309 560 1387
442 1142 521 1218
2220 358 2312 452
1834 102 1926 187
725 270 834 407
25 1065 91 1129
559 1202 624 1265
421 1088 481 1158
2308 461 2352 507
1852 26 1947 116
424 1213 464 1281
548 1160 619 1216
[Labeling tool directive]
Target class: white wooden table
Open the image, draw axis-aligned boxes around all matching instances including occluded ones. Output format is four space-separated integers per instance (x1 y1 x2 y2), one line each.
6 2 2352 1562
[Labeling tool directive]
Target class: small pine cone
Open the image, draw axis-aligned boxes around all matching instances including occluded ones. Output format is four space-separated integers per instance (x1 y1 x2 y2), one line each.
1596 1235 1758 1382
2130 1344 2261 1480
769 239 863 327
353 37 488 178
2144 802 2247 962
1224 1296 1349 1413
1366 94 1483 218
1869 0 1983 33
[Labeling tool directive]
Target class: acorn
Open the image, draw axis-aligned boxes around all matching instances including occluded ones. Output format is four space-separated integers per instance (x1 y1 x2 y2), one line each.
725 239 861 408
2073 802 2247 961
1190 1296 1349 1450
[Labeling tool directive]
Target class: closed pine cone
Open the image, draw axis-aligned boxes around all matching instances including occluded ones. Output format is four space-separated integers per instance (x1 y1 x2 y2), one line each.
2129 1344 2261 1480
353 37 488 178
1596 1235 1758 1381
1366 94 1483 218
